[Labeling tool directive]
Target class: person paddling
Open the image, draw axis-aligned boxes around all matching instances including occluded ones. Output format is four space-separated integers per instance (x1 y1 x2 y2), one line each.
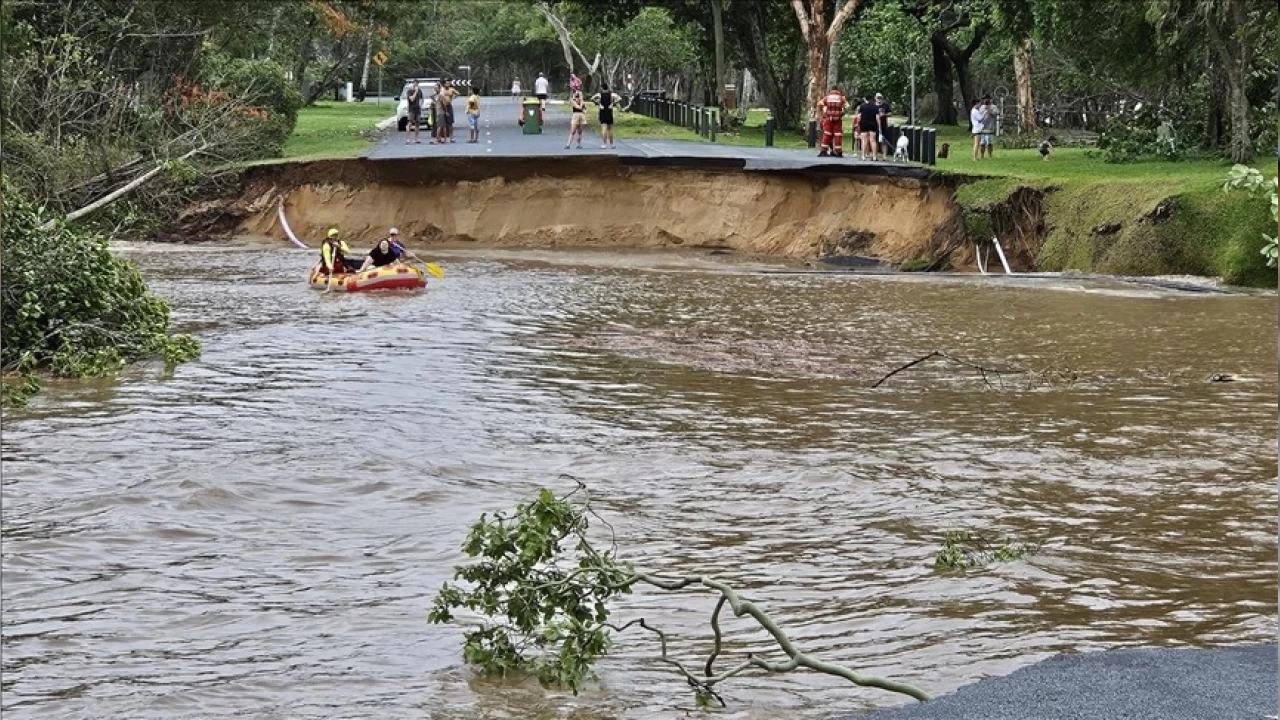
319 227 353 277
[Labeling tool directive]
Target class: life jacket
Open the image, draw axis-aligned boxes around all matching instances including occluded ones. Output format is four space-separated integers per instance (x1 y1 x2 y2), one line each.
320 239 348 272
823 92 845 119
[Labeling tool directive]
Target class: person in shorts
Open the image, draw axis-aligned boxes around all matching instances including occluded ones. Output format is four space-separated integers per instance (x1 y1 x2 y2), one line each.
405 80 423 144
566 86 586 149
534 72 550 110
856 95 880 161
466 88 481 143
442 80 457 143
874 92 894 156
597 83 616 149
970 99 986 160
979 96 996 158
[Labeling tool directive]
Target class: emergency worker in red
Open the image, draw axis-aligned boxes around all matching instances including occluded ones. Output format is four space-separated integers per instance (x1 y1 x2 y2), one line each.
818 86 847 157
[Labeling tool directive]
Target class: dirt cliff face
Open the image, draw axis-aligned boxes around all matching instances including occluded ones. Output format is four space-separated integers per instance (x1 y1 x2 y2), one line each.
231 158 965 263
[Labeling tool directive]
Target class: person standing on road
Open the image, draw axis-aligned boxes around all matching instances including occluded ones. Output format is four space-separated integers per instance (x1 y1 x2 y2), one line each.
442 80 458 143
534 72 550 111
856 95 880 161
598 84 616 149
466 88 481 143
431 83 447 144
874 92 894 157
817 85 847 158
405 80 423 145
511 78 521 97
566 86 586 149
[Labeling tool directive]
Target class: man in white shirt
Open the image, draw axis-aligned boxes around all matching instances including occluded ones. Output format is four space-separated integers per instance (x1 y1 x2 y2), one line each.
534 72 550 111
970 100 987 161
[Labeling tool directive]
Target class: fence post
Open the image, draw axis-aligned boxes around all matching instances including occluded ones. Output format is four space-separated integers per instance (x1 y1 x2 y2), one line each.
709 109 716 142
807 119 817 148
765 117 775 147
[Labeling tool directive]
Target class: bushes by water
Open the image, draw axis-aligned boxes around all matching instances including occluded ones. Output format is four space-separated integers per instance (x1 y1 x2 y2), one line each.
1 177 200 406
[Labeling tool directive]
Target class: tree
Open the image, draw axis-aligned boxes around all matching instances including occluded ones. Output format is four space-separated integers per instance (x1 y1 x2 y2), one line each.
1148 0 1271 163
429 483 932 707
993 0 1038 133
790 0 863 122
723 0 807 128
906 0 992 125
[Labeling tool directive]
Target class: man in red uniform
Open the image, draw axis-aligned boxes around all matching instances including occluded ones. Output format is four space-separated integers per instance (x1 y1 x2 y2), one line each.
818 86 847 158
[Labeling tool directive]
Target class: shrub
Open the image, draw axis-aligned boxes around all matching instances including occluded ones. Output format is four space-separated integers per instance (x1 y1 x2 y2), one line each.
1097 105 1181 163
1 176 200 405
198 53 302 157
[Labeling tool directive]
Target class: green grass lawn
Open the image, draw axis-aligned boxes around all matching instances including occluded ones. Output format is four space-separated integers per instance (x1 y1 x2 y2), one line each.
279 101 395 161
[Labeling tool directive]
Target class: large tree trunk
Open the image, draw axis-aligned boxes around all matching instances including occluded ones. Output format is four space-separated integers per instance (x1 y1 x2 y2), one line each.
929 35 956 125
358 25 374 99
1013 35 1036 133
710 0 727 127
790 0 861 124
1218 0 1253 163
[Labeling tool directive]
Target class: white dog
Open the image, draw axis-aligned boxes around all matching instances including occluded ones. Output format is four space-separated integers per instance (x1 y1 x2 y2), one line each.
893 134 910 162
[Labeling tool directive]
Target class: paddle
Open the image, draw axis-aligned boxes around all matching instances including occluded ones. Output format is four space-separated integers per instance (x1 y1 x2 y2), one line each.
422 262 446 280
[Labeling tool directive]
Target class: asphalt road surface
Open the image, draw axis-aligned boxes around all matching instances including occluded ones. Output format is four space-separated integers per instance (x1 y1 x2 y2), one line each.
841 644 1279 720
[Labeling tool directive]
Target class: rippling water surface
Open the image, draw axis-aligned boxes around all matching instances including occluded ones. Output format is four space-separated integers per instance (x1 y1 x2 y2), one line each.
3 246 1276 719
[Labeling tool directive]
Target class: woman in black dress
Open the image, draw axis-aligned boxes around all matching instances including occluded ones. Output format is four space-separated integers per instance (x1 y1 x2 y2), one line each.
598 84 616 150
856 96 880 161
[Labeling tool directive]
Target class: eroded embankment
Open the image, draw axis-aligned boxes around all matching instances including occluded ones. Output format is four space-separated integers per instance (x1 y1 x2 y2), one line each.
193 157 966 263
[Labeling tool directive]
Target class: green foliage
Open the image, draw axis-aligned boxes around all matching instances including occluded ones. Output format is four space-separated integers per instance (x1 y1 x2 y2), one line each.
0 177 200 405
429 487 636 693
1222 165 1279 268
935 530 1037 571
198 52 304 157
1096 106 1181 164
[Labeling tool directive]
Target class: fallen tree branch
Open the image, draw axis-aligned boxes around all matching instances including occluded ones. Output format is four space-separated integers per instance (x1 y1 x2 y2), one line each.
38 144 209 231
870 350 1026 389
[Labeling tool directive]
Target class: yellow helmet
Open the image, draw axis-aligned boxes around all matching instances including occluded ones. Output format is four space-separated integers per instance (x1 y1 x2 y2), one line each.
327 227 340 238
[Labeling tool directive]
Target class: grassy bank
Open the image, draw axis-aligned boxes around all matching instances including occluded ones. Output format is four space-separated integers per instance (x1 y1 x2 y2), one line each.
279 101 393 161
616 108 1275 286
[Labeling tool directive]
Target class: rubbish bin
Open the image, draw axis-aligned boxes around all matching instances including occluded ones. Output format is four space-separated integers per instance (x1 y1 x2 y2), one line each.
521 99 542 134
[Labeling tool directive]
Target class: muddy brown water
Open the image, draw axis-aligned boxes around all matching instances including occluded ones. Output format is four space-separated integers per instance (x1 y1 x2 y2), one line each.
2 246 1276 720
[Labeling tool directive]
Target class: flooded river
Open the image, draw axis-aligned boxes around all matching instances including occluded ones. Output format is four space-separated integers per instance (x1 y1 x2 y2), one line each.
2 246 1276 719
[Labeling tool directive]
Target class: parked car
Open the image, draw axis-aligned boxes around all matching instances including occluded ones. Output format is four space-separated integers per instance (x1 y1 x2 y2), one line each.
395 78 440 131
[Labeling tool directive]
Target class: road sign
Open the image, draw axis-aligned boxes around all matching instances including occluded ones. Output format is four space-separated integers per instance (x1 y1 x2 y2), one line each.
373 51 387 67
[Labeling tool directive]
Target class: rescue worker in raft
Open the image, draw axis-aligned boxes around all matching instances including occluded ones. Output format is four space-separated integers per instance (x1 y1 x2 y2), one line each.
818 85 848 158
318 227 357 277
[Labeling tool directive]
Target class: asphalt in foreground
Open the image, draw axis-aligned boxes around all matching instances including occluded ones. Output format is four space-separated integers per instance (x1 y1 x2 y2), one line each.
841 644 1278 720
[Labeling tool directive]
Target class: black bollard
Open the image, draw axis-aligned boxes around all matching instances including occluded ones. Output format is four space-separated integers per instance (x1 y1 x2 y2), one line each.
807 120 817 148
923 128 936 165
709 109 716 142
765 117 775 147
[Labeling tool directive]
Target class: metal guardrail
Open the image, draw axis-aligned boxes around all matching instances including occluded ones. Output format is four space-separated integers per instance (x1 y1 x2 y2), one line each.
631 92 718 142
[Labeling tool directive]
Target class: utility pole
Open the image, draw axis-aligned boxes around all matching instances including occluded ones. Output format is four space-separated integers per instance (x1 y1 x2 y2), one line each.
909 56 916 125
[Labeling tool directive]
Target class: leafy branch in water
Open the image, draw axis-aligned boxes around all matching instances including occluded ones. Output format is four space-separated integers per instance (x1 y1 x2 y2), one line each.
1 176 200 406
935 530 1038 571
429 481 931 706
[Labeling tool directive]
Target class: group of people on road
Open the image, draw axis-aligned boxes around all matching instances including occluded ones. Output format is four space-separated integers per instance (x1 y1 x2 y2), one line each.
565 74 616 149
510 72 617 150
817 87 895 161
404 79 483 145
316 227 421 278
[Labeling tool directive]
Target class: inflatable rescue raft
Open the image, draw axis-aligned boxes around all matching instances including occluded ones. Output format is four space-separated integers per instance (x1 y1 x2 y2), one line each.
308 263 427 292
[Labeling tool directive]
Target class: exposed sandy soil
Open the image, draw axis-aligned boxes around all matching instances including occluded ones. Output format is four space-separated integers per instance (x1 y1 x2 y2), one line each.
226 158 966 263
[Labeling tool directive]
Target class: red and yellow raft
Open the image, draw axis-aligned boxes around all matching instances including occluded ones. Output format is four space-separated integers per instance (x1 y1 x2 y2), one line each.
308 263 427 292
